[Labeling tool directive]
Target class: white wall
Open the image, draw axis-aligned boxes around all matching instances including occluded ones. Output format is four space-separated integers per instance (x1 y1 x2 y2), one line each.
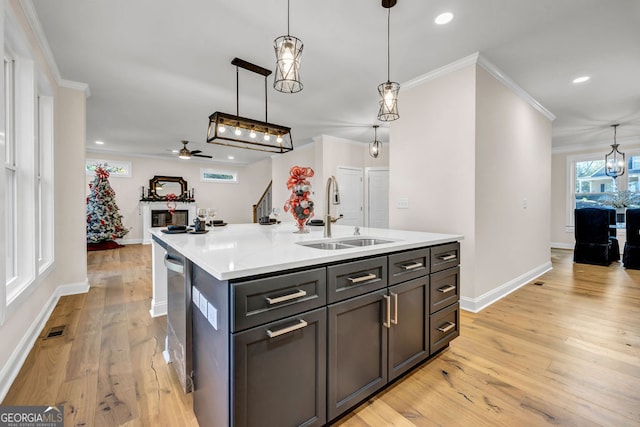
0 1 89 396
271 136 389 226
84 153 272 242
475 66 552 298
390 60 552 311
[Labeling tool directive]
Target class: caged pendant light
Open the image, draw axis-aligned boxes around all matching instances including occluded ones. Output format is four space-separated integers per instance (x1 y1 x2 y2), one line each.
377 0 400 122
273 0 303 93
369 125 382 158
605 124 625 179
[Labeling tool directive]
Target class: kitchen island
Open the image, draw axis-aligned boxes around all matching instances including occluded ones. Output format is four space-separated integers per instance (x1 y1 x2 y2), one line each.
152 223 463 427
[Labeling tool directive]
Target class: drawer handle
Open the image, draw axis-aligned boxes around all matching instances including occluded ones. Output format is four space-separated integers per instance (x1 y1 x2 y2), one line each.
391 292 398 325
437 285 456 294
266 319 308 338
347 273 377 284
265 289 307 305
437 322 456 333
438 254 456 261
400 262 423 270
383 295 391 328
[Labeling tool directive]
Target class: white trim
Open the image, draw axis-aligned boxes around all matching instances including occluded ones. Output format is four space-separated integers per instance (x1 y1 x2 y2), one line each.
460 261 552 313
115 238 143 245
19 0 60 83
551 242 574 250
18 1 90 97
59 79 90 97
401 52 555 122
150 300 167 318
0 278 89 402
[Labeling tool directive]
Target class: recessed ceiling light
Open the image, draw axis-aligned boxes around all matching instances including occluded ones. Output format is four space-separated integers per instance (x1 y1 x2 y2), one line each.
435 12 454 25
572 76 590 84
95 140 104 145
227 156 235 160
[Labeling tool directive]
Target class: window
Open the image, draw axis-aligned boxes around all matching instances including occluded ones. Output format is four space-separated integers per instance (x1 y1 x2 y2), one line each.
568 153 640 228
200 168 238 183
2 16 55 312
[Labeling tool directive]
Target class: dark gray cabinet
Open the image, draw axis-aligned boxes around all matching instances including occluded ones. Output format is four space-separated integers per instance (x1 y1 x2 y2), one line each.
233 307 326 427
388 276 430 381
189 240 461 427
327 290 388 421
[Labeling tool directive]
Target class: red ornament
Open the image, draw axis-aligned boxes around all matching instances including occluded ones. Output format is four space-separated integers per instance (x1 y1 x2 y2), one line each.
283 165 315 232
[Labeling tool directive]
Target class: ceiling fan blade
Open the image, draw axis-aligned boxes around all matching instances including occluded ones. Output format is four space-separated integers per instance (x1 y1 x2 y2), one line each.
193 153 213 158
190 150 202 155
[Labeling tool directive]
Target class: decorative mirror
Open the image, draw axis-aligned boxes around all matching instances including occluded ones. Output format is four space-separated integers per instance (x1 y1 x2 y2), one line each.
149 176 188 199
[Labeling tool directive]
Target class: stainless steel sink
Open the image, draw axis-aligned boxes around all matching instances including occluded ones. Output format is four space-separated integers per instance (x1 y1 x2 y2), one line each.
336 238 394 246
297 237 395 250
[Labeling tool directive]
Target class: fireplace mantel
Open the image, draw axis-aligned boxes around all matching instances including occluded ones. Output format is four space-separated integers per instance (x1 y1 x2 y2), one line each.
141 201 197 244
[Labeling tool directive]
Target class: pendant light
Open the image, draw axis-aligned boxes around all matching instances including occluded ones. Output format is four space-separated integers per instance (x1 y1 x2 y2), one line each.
370 125 382 158
605 124 625 178
274 0 303 93
378 0 399 121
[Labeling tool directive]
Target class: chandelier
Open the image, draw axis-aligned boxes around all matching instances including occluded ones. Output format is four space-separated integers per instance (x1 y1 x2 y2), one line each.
207 58 293 153
605 124 625 179
273 0 303 93
369 125 382 158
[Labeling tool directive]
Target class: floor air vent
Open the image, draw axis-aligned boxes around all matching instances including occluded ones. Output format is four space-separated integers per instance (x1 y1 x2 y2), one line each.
533 281 544 286
44 325 66 339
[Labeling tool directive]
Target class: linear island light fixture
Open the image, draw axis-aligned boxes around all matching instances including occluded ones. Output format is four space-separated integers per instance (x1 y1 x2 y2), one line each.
207 57 293 153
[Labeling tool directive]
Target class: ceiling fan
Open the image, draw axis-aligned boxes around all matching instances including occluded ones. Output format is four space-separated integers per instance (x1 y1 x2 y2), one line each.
178 140 212 159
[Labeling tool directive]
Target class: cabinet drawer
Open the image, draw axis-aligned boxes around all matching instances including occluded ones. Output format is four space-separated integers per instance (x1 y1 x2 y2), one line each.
388 248 430 285
430 266 460 314
430 302 460 354
431 242 460 273
232 268 326 332
328 256 387 303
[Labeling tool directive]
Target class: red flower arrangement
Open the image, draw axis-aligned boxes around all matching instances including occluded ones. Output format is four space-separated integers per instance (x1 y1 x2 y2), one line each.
283 166 315 233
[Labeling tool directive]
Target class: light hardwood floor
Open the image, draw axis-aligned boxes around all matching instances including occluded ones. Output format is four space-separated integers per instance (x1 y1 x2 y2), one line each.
3 246 639 426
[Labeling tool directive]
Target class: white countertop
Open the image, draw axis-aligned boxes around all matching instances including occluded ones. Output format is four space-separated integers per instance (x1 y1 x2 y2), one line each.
151 223 463 281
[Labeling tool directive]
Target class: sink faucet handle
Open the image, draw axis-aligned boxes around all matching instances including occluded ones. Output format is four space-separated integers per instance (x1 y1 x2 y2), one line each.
330 214 343 223
354 226 360 236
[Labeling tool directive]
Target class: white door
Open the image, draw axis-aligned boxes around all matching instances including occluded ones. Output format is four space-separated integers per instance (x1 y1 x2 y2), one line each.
366 168 389 228
336 167 364 227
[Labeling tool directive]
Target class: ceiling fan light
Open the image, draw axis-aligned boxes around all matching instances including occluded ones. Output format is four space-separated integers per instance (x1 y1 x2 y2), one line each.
178 148 191 160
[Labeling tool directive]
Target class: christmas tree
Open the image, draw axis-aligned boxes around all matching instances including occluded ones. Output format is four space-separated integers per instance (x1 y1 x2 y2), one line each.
86 165 129 243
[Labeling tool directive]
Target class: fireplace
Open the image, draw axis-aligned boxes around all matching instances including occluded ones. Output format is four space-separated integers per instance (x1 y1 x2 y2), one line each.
152 209 188 227
141 202 197 244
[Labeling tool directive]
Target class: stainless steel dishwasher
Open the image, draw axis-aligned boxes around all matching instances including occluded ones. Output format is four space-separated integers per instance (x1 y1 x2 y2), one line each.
165 246 193 393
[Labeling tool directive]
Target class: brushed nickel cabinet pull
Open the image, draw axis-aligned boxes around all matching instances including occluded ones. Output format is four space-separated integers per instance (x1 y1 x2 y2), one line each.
266 319 308 338
437 285 456 294
391 292 398 325
265 289 307 305
383 295 391 328
438 254 456 261
400 262 423 270
437 322 456 333
347 273 377 284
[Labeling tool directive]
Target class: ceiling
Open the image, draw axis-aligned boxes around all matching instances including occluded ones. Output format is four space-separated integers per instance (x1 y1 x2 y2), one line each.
31 0 640 165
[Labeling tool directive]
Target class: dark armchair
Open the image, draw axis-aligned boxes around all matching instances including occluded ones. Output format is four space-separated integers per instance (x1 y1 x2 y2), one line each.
623 208 640 269
574 208 620 265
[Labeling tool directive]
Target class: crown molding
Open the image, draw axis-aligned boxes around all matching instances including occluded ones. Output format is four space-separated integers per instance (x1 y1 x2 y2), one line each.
20 0 90 97
401 52 556 122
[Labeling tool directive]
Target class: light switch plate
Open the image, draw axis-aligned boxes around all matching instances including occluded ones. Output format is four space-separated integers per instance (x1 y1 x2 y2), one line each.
397 198 409 209
207 302 218 330
199 293 208 317
192 287 200 305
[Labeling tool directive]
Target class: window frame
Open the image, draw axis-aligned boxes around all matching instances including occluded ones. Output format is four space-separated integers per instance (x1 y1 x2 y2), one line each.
567 150 640 230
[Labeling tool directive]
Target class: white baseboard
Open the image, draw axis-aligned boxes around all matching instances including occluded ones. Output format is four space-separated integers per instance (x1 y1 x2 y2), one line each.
551 242 574 250
460 261 552 313
149 300 167 318
0 278 89 402
116 238 143 245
